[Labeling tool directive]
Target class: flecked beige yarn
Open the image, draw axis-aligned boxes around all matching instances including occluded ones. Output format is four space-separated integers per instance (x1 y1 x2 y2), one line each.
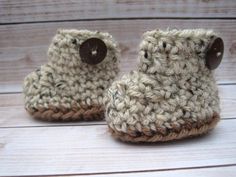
23 29 120 121
105 29 221 142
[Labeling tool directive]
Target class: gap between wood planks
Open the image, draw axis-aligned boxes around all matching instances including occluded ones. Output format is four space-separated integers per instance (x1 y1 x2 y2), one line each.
20 164 236 177
0 118 235 129
1 17 236 26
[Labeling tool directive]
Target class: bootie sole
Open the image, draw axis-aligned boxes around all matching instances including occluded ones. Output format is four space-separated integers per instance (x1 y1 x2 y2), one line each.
26 105 104 121
108 113 220 143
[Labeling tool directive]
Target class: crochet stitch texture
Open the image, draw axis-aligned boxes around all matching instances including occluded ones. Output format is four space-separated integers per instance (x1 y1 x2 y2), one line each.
23 29 120 121
105 29 221 142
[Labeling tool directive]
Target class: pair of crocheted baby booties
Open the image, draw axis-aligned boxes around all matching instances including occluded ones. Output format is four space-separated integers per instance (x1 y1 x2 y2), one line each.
23 28 224 143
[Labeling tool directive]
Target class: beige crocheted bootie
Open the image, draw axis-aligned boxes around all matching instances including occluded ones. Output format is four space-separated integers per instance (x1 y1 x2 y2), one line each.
23 29 120 121
105 29 224 142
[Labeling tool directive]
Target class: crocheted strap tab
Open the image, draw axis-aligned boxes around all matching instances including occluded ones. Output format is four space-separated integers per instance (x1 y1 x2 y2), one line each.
80 38 107 65
205 37 224 70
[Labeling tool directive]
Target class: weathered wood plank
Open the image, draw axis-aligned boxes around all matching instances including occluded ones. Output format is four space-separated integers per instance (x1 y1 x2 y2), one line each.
0 106 105 128
0 85 235 128
0 0 236 24
65 166 236 177
219 85 236 119
0 119 235 176
0 19 236 93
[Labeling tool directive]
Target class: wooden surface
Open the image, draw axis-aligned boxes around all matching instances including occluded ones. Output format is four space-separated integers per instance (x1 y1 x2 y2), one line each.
0 0 236 176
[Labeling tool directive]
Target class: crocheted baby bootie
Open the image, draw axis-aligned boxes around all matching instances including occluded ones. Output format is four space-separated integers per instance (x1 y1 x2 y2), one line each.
105 29 224 142
23 29 120 121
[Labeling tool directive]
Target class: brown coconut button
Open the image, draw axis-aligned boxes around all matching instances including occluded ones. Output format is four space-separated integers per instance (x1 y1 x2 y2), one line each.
205 37 224 70
79 38 107 65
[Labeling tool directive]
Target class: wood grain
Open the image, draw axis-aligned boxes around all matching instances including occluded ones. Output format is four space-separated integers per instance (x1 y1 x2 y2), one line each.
0 119 235 176
64 166 236 177
1 0 236 24
0 85 235 128
218 85 236 119
0 19 236 93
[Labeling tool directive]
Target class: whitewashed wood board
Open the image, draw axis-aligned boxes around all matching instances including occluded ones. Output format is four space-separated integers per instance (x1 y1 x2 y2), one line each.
64 166 236 177
0 119 235 176
1 0 236 23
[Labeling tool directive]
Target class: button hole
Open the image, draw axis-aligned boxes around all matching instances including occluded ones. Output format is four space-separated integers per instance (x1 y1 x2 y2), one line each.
216 52 222 57
91 49 97 56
